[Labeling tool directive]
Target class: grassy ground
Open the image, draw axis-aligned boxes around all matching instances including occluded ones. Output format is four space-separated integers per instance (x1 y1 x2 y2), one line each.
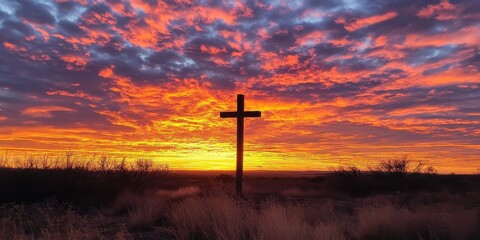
1 156 479 239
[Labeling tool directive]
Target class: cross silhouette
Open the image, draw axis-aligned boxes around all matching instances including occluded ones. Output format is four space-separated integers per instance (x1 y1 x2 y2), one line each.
220 94 261 195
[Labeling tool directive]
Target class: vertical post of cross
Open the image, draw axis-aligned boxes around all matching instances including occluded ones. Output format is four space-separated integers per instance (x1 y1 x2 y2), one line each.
220 94 261 196
236 94 244 195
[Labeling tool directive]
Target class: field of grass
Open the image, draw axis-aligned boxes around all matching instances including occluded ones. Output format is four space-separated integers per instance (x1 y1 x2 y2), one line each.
1 155 479 239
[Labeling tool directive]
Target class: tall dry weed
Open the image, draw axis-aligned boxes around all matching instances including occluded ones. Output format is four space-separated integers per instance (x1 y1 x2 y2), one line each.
256 201 312 240
113 187 201 230
170 193 256 240
128 196 169 230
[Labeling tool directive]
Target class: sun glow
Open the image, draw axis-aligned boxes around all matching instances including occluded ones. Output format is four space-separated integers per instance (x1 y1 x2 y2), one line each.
1 0 479 173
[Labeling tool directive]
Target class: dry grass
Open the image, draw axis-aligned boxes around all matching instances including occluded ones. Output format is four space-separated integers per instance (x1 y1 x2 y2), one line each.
0 202 132 240
169 193 480 240
170 193 256 240
127 196 169 230
256 201 319 240
1 155 479 240
1 187 479 240
169 194 346 240
353 202 479 239
113 187 201 230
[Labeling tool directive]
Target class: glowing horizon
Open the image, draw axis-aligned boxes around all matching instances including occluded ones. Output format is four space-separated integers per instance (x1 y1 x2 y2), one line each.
1 0 479 173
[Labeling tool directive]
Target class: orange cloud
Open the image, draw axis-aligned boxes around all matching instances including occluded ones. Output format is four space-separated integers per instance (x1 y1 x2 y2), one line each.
59 54 89 70
261 53 300 71
200 45 227 55
4 42 52 62
83 12 116 25
21 106 76 118
388 106 457 116
193 7 236 25
54 28 112 49
46 90 101 102
211 57 229 65
113 3 239 49
3 42 27 53
118 24 162 48
403 26 480 48
346 11 398 31
296 31 325 46
417 0 456 20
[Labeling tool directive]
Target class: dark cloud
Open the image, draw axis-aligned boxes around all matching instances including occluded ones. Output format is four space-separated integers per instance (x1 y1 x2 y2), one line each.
58 20 84 36
15 0 55 25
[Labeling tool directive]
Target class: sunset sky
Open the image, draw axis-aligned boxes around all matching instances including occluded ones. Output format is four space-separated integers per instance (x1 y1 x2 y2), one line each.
0 0 479 173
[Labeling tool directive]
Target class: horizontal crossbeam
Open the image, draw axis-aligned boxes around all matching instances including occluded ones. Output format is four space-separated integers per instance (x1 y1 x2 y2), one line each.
220 112 237 118
244 111 261 117
220 111 261 118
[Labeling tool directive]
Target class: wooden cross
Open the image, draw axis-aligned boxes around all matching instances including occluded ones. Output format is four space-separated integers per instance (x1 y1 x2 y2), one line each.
220 94 261 195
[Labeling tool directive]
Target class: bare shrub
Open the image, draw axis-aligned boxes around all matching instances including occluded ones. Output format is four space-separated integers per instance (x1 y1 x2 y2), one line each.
330 164 362 177
376 155 409 175
135 158 154 172
0 157 7 168
114 157 129 172
97 155 113 171
375 155 437 176
0 151 8 168
81 158 95 171
64 150 74 169
10 155 94 170
40 155 52 169
51 156 63 169
16 155 40 169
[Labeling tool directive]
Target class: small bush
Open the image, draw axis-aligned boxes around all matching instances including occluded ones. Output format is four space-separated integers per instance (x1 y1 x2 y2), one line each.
331 165 362 178
375 155 437 176
326 156 441 196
